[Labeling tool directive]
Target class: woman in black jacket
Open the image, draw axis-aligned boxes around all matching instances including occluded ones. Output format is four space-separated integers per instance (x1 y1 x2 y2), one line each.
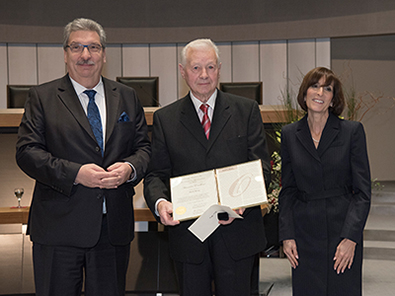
279 67 371 296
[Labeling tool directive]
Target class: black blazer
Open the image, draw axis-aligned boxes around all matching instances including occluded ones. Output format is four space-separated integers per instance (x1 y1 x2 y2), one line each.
278 113 371 295
144 90 271 264
16 75 151 247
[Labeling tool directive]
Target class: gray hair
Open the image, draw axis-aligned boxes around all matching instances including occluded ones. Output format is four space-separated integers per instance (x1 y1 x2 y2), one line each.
63 18 106 50
180 39 220 66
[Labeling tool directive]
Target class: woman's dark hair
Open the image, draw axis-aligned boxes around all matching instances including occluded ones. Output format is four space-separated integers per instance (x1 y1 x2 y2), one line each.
297 67 345 116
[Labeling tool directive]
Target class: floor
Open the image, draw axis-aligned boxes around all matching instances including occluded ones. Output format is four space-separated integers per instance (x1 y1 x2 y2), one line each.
0 182 394 296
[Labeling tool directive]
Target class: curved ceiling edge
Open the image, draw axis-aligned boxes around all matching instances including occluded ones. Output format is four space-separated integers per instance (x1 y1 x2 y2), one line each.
1 11 395 44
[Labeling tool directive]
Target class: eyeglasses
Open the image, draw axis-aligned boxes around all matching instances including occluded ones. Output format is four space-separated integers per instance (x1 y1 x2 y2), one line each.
66 43 103 54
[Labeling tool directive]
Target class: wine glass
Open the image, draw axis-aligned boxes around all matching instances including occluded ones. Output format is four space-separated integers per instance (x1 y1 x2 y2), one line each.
14 188 24 208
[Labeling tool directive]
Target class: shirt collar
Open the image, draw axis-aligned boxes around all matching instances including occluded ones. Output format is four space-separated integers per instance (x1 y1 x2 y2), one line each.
190 89 217 111
69 76 104 97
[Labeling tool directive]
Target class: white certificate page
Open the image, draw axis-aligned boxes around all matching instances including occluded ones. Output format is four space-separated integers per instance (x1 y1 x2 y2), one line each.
171 170 218 221
216 159 267 209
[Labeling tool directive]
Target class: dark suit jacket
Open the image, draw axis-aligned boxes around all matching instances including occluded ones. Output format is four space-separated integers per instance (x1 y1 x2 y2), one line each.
278 112 371 295
144 90 271 264
16 74 151 248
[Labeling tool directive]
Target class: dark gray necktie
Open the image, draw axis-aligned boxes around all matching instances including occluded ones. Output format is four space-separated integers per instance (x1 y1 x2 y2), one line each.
84 90 103 156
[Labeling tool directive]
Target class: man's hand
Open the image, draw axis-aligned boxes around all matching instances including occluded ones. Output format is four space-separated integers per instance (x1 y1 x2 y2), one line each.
283 239 299 269
75 162 132 189
333 238 356 274
103 162 133 188
157 200 180 226
75 163 115 188
218 207 245 225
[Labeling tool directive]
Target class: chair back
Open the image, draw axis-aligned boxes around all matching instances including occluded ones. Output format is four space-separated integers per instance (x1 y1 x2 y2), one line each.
116 77 159 107
7 85 34 108
219 82 262 104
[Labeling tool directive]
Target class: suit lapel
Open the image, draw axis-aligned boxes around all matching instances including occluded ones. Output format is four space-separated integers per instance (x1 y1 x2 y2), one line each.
207 91 231 151
295 115 321 162
57 75 96 142
103 78 120 144
179 95 209 149
317 112 340 157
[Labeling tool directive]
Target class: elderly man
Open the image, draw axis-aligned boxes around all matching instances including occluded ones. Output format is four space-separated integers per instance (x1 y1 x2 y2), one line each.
144 39 271 296
16 18 151 296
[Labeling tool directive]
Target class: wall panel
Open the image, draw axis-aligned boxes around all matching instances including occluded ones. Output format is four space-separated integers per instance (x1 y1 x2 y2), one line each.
332 58 395 181
150 44 177 106
102 44 122 81
232 42 259 82
315 38 331 69
122 45 150 77
0 44 7 108
260 41 287 105
217 42 232 83
8 44 37 85
287 39 316 97
37 44 65 84
176 43 189 100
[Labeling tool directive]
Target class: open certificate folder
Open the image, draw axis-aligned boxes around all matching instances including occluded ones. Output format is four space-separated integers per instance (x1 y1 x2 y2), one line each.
171 159 267 221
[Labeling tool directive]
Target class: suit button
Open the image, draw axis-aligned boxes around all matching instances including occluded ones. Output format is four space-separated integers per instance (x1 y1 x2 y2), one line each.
97 194 103 200
95 147 100 152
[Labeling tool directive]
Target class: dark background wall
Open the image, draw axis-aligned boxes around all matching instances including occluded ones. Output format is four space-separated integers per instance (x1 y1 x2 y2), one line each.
332 35 395 182
2 0 395 43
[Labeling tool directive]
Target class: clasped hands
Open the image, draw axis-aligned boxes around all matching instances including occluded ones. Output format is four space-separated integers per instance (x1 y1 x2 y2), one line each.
283 238 357 274
157 200 245 226
75 163 132 189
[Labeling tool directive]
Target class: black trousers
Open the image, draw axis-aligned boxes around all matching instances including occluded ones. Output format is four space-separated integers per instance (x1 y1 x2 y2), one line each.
174 230 256 296
32 215 130 296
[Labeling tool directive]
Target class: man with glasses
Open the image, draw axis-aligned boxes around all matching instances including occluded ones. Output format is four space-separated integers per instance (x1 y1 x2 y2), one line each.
16 18 151 296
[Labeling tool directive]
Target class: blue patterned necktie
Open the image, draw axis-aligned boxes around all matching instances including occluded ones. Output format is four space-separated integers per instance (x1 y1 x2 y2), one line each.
84 90 103 156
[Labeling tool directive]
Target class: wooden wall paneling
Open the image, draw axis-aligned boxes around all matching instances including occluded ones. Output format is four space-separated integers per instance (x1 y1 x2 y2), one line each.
315 38 331 69
217 42 232 83
37 44 65 84
122 44 150 77
287 39 316 98
102 44 122 81
260 40 287 105
8 44 37 85
232 41 260 82
0 44 7 108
